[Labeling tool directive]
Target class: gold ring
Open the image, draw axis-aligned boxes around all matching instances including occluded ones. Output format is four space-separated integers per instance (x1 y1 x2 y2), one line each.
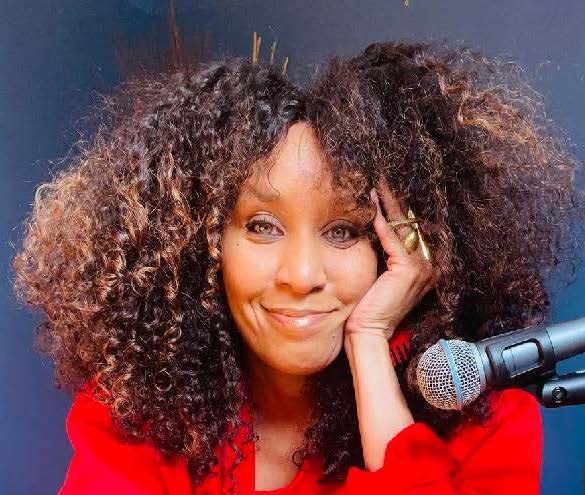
387 207 433 263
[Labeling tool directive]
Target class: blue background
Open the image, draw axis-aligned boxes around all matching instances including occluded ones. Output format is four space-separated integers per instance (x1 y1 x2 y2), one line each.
2 1 585 493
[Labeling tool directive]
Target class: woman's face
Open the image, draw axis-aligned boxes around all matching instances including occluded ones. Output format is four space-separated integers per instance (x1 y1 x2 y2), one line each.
221 122 378 376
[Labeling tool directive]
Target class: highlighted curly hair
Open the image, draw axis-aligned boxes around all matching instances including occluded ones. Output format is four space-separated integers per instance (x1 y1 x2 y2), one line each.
12 40 585 490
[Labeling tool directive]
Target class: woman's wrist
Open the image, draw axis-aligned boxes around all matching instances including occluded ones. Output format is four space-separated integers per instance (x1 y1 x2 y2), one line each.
345 329 414 471
344 329 392 369
345 331 403 391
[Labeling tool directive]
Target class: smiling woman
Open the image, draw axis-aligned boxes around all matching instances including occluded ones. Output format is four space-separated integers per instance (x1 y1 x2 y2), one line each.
11 41 585 494
222 122 379 377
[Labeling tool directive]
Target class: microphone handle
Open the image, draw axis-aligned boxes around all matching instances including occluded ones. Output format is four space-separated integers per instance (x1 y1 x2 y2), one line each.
473 325 556 389
545 316 585 361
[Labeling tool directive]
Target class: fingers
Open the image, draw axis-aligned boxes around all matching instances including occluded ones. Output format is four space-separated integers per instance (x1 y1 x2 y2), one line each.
371 178 437 283
369 187 407 259
377 177 412 242
369 182 439 322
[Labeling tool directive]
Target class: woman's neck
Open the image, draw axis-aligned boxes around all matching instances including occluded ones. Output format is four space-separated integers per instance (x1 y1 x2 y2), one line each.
245 351 315 430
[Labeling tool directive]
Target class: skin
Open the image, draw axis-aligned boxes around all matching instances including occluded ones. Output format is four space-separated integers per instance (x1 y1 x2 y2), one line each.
221 121 436 489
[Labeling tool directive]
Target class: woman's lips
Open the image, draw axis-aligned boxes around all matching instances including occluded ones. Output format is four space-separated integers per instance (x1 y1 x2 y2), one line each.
264 308 333 330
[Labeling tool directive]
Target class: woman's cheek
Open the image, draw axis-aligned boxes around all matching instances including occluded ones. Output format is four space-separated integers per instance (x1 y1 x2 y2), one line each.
334 242 378 304
222 233 275 303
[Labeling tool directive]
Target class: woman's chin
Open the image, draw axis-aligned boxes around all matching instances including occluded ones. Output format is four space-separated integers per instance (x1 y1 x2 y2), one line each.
267 340 344 376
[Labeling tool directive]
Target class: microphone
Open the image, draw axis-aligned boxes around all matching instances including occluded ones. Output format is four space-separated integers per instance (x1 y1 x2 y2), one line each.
415 316 585 410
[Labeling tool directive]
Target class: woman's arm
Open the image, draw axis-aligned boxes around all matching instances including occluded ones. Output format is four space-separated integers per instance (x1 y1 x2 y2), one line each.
345 332 414 471
343 183 542 492
344 340 542 495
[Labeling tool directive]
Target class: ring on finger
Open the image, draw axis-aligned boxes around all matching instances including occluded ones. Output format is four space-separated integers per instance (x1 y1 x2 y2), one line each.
386 207 433 263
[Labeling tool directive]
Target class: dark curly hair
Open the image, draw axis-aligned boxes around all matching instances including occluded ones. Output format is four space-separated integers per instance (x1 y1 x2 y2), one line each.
11 40 585 492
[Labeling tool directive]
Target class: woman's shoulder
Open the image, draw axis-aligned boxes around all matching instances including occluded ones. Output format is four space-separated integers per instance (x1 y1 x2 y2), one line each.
58 377 193 495
446 388 542 464
482 387 542 434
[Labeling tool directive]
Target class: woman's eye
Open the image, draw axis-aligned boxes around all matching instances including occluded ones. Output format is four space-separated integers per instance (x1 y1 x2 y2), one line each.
245 218 360 244
245 219 281 236
325 224 358 243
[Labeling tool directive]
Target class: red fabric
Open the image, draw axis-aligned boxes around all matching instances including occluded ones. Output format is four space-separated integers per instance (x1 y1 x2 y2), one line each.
58 378 542 494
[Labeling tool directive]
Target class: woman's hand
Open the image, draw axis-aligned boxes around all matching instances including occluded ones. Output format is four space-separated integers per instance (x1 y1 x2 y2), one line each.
343 178 435 470
344 177 437 345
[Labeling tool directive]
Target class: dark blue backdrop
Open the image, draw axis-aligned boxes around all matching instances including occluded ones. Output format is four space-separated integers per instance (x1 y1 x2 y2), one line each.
2 1 585 493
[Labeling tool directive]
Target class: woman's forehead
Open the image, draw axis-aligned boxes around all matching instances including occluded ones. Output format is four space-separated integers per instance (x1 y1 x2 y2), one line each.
236 174 372 220
243 161 361 202
241 177 359 206
237 121 373 212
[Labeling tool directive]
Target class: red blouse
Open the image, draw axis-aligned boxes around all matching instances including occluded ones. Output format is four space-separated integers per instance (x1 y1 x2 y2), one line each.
58 379 542 494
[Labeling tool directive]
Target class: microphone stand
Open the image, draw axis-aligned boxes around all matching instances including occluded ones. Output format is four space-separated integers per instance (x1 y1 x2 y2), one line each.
524 369 585 407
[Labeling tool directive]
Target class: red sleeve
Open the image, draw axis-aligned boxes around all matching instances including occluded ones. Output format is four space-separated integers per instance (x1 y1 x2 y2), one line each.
345 388 542 494
58 385 192 495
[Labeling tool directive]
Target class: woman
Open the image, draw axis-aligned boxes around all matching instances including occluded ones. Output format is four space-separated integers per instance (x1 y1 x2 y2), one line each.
12 41 584 494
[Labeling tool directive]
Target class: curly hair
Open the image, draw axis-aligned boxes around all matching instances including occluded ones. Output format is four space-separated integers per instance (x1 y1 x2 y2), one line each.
12 40 585 492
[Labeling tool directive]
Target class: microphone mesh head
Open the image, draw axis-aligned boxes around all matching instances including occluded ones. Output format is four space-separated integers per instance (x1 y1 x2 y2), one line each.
416 340 482 410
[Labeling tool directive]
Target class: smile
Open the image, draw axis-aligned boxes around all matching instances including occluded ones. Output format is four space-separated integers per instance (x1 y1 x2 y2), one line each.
262 306 335 331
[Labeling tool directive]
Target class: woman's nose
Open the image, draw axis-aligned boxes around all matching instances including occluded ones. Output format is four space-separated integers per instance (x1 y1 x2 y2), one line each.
275 233 327 294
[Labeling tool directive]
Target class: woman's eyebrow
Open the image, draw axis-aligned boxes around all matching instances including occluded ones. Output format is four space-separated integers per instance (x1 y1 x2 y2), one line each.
244 184 281 202
242 184 371 217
